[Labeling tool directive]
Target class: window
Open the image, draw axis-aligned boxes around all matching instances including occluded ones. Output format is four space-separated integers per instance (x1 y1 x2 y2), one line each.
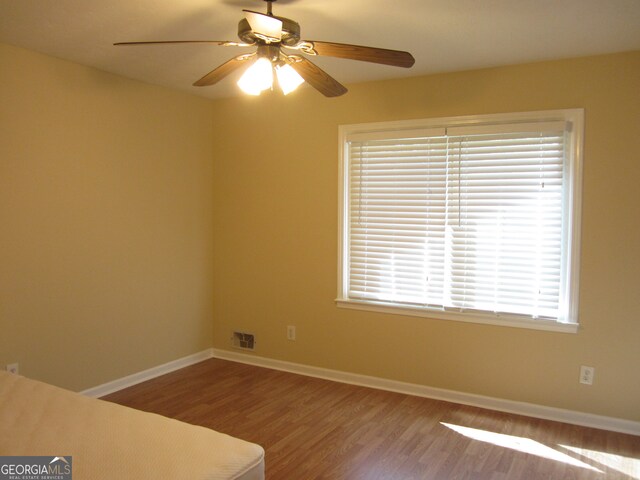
337 110 583 332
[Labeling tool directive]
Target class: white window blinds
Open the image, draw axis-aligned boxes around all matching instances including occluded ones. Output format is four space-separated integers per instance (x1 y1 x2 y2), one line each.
341 113 582 327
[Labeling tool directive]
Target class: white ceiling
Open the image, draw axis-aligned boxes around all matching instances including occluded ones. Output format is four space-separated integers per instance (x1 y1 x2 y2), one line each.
1 0 639 99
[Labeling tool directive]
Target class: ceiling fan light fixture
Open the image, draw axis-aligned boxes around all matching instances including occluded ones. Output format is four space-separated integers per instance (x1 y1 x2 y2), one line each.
237 57 273 95
276 63 304 95
115 0 414 98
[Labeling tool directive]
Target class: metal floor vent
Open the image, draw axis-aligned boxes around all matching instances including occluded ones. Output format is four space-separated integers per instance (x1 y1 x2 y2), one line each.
232 331 255 351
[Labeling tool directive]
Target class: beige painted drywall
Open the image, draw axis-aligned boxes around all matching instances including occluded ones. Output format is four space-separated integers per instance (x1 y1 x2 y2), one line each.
210 51 640 421
0 43 215 391
2 41 638 421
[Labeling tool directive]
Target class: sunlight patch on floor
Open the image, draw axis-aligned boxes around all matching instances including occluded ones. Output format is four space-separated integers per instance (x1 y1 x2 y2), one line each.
441 422 602 472
559 445 640 479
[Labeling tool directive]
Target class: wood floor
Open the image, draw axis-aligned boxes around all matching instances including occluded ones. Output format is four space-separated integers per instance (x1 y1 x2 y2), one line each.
103 358 640 480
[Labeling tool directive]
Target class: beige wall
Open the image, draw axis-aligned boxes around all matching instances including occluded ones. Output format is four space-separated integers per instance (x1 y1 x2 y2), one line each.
0 43 215 391
2 41 638 422
210 51 640 421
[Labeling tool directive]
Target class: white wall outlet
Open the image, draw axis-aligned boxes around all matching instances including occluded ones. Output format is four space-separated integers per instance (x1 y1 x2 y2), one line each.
580 365 595 385
6 363 19 375
287 325 296 341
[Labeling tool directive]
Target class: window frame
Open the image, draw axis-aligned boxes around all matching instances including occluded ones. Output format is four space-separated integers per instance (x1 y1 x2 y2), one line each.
337 109 584 333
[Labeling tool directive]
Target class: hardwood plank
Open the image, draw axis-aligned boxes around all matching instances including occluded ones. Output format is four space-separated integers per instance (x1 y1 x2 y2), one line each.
103 358 640 479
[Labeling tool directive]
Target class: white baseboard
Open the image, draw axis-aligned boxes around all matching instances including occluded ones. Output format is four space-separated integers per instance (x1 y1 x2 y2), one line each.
212 348 640 437
81 348 213 398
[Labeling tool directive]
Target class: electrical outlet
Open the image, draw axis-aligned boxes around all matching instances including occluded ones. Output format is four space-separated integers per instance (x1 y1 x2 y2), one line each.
287 325 296 341
580 365 594 385
6 363 19 375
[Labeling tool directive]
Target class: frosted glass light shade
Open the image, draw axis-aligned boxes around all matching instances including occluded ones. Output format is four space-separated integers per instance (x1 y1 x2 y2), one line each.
276 64 304 95
237 58 273 95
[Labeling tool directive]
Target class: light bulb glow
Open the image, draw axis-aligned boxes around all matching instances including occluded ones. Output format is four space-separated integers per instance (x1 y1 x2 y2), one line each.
276 64 304 95
237 58 273 95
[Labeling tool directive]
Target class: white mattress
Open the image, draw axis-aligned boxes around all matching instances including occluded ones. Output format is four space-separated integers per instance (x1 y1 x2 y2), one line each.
0 371 264 480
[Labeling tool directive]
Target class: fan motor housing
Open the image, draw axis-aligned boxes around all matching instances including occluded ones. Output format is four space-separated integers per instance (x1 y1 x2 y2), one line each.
238 17 301 46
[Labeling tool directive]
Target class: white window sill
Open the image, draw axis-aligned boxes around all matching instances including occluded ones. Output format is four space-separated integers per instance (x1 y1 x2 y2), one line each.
335 298 579 334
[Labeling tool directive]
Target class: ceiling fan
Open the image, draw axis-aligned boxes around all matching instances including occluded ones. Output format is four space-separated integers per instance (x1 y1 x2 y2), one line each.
115 0 415 97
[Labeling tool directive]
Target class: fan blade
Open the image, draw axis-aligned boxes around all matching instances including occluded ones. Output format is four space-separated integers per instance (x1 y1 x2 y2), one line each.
114 41 252 47
292 41 415 68
193 54 255 87
287 56 347 97
243 10 282 42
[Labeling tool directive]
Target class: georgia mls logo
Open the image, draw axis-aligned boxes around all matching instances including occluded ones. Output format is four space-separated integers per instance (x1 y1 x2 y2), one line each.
0 456 72 480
